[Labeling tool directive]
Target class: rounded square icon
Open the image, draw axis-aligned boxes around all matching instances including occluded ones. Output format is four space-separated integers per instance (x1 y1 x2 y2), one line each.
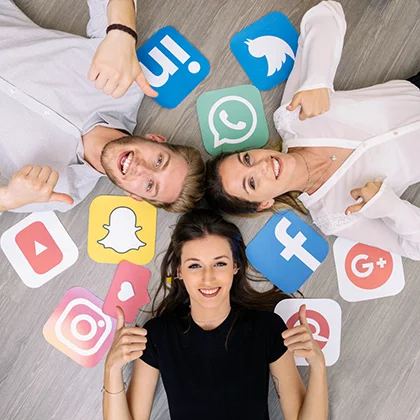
230 12 299 91
88 196 157 265
246 210 328 293
0 212 78 288
137 26 210 108
275 298 342 367
197 85 269 156
43 287 117 368
103 261 151 323
333 237 405 302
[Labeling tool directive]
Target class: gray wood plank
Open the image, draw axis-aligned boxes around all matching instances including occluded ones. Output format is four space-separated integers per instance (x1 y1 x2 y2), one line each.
1 0 420 419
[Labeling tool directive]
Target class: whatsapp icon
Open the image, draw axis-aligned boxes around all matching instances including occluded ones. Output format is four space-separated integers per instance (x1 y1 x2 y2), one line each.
197 85 269 156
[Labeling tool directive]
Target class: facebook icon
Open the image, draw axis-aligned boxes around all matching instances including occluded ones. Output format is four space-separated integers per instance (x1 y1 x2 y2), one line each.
246 211 329 293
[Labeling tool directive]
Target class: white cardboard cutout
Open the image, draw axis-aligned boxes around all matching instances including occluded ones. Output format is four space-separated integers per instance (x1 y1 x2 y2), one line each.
275 298 342 367
1 212 78 288
333 238 405 302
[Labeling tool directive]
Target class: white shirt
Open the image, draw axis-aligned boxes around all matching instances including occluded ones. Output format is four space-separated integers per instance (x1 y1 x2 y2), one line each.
273 1 420 260
0 0 141 214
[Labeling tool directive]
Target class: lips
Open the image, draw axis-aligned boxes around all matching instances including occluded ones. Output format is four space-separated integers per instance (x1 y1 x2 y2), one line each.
271 157 281 179
199 287 221 298
118 151 133 175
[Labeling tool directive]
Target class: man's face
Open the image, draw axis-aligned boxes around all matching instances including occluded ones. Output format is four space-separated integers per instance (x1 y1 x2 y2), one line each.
101 135 188 204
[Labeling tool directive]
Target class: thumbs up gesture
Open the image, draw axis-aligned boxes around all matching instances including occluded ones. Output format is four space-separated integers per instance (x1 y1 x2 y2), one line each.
286 88 330 121
4 165 74 210
281 305 325 367
105 307 148 371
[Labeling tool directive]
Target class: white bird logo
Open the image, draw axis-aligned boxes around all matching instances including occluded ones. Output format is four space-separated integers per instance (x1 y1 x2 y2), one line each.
245 35 295 77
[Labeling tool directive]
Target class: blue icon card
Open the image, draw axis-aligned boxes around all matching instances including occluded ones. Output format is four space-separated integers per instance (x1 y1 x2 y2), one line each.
137 27 210 108
230 12 299 91
246 211 328 293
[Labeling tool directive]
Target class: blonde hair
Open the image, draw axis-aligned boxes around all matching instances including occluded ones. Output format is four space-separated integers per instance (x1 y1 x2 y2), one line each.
143 144 205 213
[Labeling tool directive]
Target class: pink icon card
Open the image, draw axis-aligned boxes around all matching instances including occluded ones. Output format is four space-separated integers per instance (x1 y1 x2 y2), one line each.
43 287 117 368
103 261 151 323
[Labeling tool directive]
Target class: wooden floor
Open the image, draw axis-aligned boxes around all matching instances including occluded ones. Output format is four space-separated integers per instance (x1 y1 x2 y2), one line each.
1 0 420 419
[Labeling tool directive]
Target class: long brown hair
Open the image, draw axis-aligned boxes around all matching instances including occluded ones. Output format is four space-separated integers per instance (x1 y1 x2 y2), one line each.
205 152 307 217
152 209 291 318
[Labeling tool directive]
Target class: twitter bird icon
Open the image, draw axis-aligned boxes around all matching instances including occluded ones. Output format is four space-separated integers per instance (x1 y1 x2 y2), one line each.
231 12 298 90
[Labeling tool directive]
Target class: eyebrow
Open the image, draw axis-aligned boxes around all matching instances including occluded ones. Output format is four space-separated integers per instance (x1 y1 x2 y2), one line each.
237 153 249 195
151 154 170 198
184 255 230 263
163 154 171 171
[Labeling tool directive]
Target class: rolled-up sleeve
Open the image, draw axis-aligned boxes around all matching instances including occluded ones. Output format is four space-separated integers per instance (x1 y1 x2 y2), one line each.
86 0 137 39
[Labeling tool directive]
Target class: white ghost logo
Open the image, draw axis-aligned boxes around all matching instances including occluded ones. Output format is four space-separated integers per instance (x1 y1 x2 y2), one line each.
245 35 295 77
98 207 146 254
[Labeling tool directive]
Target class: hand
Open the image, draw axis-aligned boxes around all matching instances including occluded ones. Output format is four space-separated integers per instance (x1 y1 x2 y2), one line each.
88 31 157 99
105 307 148 371
5 165 73 210
282 304 325 367
287 88 330 121
345 181 382 215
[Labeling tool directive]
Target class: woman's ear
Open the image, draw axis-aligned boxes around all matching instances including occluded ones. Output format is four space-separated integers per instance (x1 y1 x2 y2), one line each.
177 267 183 280
257 199 274 212
233 263 239 275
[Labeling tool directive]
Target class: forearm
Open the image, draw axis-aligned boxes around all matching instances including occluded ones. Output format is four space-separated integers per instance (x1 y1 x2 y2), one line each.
0 186 11 211
298 364 328 420
107 0 136 29
297 1 346 93
103 366 134 420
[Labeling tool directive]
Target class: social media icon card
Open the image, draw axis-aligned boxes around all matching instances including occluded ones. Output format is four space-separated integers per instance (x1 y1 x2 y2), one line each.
246 211 328 293
137 26 210 108
88 196 157 265
231 12 298 90
1 212 78 288
103 261 151 323
197 85 269 156
333 238 405 302
275 299 341 366
43 287 117 368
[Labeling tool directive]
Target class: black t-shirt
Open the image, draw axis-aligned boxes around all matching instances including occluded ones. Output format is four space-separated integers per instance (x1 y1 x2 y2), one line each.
141 308 288 420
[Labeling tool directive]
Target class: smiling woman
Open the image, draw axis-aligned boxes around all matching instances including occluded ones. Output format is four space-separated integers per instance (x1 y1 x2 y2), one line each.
102 209 328 420
205 1 420 260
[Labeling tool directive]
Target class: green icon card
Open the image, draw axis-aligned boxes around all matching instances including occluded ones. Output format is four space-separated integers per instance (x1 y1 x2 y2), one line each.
196 85 269 156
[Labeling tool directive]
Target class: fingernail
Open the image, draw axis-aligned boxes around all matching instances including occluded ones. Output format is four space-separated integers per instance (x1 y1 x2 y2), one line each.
346 210 350 216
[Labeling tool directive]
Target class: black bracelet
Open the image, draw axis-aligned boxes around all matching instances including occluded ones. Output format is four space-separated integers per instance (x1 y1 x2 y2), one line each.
106 24 138 43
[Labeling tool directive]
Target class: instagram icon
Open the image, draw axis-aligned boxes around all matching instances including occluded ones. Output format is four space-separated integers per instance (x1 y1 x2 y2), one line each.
43 287 117 368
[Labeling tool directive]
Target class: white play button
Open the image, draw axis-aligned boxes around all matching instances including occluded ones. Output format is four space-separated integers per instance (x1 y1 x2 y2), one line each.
34 241 47 256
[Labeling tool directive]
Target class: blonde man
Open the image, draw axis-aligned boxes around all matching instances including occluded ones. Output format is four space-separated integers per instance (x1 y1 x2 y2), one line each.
0 0 204 214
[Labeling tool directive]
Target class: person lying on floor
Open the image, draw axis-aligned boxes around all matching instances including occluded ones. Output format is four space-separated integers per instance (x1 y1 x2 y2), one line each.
0 0 204 214
103 209 328 420
205 1 420 260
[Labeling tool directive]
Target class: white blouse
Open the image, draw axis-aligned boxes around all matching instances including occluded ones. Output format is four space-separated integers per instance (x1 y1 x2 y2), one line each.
273 1 420 260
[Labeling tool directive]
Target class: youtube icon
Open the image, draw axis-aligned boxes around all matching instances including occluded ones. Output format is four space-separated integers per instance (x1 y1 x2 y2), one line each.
15 222 63 275
1 212 78 288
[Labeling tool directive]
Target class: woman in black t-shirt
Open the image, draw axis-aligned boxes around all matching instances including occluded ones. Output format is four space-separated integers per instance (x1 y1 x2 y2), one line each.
103 209 328 420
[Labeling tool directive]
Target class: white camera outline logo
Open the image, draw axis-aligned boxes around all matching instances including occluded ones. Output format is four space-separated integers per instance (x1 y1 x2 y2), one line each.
55 298 112 357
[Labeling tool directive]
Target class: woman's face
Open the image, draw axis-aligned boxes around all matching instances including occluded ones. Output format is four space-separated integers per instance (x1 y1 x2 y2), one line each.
178 235 238 312
218 149 298 210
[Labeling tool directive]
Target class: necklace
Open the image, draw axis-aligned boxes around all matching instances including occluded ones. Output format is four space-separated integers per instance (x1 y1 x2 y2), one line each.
293 150 337 193
191 307 231 325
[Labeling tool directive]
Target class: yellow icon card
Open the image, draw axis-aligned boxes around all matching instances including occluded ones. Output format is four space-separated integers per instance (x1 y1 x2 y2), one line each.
88 196 157 265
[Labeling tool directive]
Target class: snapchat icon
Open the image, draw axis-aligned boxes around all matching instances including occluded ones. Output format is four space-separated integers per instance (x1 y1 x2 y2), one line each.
88 196 157 264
